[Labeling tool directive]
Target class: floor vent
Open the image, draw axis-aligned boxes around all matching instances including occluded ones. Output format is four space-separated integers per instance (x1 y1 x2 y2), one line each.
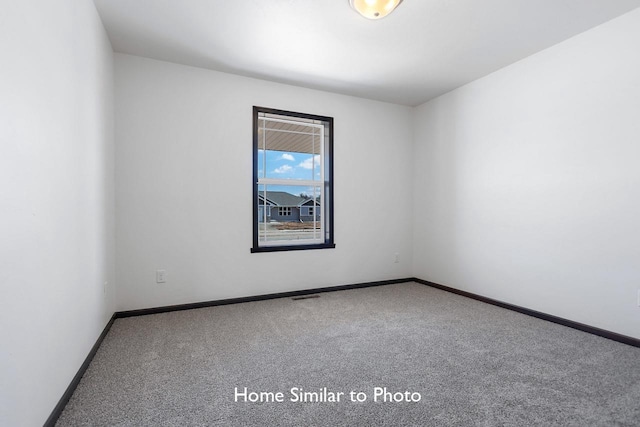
292 295 321 301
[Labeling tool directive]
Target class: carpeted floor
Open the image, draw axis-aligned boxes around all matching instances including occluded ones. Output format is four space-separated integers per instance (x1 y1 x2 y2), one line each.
56 282 640 426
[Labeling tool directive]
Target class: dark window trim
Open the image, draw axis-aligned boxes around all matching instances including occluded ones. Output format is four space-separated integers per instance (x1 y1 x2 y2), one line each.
250 243 336 253
252 106 335 253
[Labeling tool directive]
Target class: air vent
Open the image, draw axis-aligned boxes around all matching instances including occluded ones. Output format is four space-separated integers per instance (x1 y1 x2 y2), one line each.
292 295 321 301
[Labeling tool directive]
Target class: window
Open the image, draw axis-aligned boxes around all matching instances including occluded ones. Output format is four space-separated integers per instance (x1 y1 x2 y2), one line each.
252 106 334 252
278 207 292 216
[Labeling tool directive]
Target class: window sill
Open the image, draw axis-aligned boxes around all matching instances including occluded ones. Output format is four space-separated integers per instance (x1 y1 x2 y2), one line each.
251 243 336 253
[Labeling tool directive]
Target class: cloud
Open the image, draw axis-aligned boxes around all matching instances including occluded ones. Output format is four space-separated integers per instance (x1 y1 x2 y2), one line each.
273 165 293 174
280 153 295 161
298 155 321 170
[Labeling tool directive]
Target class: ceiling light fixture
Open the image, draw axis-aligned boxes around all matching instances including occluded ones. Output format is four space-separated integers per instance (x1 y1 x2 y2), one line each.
349 0 403 20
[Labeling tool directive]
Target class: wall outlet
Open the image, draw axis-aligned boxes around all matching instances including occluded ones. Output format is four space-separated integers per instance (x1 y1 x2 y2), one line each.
394 253 399 263
156 270 167 283
103 281 108 294
637 289 640 307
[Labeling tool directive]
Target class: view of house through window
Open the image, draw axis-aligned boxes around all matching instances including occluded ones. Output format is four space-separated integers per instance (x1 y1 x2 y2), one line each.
252 107 334 252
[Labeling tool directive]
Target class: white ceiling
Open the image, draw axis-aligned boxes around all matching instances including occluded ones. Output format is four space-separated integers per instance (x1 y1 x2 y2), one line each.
93 0 640 106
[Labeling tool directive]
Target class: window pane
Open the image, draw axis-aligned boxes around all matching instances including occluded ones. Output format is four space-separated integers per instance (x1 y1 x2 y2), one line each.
258 116 322 181
257 149 265 179
256 184 323 245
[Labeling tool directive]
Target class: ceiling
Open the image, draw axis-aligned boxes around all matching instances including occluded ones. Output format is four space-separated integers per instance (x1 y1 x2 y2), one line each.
93 0 640 106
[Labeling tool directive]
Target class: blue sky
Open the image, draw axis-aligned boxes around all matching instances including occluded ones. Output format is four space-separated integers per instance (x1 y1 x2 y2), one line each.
257 150 322 196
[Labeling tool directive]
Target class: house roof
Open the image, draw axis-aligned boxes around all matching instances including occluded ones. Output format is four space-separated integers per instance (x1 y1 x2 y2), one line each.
258 191 321 207
258 113 323 155
300 198 320 207
258 191 306 207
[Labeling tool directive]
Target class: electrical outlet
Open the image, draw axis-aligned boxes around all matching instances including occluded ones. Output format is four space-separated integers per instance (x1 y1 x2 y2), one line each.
394 253 399 263
103 281 108 294
156 270 167 283
637 289 640 307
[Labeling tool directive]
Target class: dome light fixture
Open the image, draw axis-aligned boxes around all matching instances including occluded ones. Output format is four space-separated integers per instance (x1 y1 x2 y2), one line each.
349 0 403 20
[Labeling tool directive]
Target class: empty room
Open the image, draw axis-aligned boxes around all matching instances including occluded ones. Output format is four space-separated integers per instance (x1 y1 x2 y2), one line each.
2 0 640 426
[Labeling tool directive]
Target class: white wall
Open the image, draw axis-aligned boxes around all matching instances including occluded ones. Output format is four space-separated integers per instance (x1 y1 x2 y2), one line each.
0 1 115 425
413 9 640 339
115 54 414 311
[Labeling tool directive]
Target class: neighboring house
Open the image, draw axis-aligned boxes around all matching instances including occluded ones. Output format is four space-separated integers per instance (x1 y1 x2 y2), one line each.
257 191 321 222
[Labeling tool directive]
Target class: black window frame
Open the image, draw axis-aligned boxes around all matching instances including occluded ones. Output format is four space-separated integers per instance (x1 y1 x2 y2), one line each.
251 106 335 253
